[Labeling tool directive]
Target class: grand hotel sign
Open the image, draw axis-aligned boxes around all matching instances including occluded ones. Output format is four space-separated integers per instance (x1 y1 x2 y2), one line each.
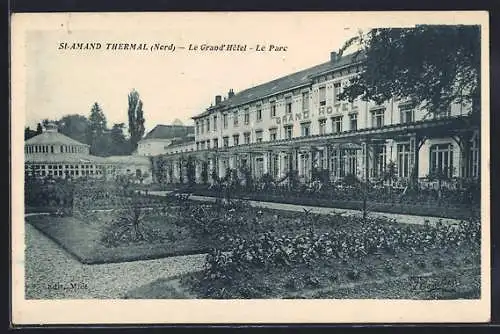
273 106 342 125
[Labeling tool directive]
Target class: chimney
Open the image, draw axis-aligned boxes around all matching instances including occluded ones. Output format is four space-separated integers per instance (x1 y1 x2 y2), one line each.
215 95 222 105
330 51 339 63
228 89 235 98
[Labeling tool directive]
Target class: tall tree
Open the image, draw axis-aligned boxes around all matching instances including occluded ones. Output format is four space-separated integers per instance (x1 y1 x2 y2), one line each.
88 102 109 156
89 102 107 135
127 89 146 151
337 25 481 117
36 123 43 134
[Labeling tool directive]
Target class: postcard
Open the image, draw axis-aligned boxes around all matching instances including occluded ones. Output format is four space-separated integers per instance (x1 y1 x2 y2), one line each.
11 11 490 324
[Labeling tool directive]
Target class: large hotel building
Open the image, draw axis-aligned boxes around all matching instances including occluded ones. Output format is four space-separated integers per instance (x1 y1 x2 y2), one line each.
154 50 480 186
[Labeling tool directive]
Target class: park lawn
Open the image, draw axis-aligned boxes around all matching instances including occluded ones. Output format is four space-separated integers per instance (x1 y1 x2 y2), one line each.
25 213 206 264
125 246 481 299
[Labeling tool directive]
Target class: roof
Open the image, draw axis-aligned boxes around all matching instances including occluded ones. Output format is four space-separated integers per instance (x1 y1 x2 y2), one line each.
25 131 89 147
192 51 364 119
143 124 194 140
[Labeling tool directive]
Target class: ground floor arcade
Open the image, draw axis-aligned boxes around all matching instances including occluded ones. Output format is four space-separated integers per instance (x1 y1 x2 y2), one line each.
152 116 480 188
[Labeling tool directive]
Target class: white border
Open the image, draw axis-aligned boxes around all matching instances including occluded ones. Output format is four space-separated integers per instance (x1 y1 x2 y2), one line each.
11 11 490 324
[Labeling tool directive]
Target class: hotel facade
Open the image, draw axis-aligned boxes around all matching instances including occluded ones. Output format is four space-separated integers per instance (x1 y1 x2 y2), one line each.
153 51 480 187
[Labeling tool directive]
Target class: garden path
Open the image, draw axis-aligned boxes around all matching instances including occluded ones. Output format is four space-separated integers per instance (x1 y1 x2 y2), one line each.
144 191 461 226
24 222 206 299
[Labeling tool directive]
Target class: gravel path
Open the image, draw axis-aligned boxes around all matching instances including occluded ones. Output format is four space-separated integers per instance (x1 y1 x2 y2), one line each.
25 222 206 299
145 191 461 226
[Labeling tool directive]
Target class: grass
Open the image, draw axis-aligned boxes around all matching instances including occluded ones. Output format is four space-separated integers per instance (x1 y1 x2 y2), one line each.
26 213 207 264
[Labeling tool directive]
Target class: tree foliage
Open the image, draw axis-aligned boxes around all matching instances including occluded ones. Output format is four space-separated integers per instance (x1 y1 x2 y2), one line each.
25 126 38 140
110 123 132 155
127 89 146 151
89 102 107 135
58 114 90 145
338 25 481 117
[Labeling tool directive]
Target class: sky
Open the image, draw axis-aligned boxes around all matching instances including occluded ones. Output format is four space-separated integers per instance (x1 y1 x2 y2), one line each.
19 12 431 134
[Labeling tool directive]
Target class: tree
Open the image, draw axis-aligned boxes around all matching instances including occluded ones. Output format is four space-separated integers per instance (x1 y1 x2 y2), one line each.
127 89 146 151
58 114 91 145
110 123 132 155
338 25 481 117
25 126 38 140
88 102 107 135
36 123 43 134
88 103 109 156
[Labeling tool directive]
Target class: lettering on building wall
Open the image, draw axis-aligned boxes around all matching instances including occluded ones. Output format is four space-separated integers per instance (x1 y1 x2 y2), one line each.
274 111 310 125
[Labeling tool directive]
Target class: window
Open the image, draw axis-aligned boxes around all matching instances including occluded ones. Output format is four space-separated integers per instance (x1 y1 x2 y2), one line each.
469 136 480 178
373 144 387 178
206 140 210 149
223 114 228 129
207 118 211 132
331 149 356 178
255 130 263 143
269 128 277 141
244 132 251 144
233 134 240 146
234 111 239 126
195 122 199 135
333 82 341 104
270 101 277 117
272 154 279 177
285 96 292 114
223 136 229 148
51 146 54 153
397 143 411 178
400 107 414 124
244 109 250 125
346 149 357 176
213 138 218 148
256 107 262 121
200 120 204 134
371 109 385 128
430 144 454 178
196 142 200 150
284 125 293 139
302 91 309 111
213 115 218 131
319 119 327 135
332 116 343 133
349 113 358 131
301 122 311 137
319 86 326 106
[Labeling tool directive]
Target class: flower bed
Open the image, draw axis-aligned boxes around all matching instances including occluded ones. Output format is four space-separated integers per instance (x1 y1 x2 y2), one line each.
124 210 480 299
187 188 478 220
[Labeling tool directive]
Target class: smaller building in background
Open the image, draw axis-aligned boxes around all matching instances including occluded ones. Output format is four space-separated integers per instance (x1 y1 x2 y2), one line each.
136 119 195 157
24 122 153 183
